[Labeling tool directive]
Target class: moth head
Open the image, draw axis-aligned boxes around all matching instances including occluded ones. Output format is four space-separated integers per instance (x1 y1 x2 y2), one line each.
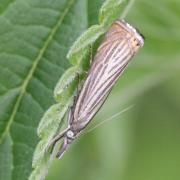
126 22 144 48
66 129 75 140
55 129 76 159
118 19 144 48
133 27 145 47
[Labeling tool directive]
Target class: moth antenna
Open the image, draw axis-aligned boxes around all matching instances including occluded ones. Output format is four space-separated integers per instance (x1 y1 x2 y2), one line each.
84 104 135 134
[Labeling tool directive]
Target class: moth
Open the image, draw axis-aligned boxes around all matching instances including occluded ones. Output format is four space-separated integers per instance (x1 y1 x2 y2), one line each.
50 19 144 159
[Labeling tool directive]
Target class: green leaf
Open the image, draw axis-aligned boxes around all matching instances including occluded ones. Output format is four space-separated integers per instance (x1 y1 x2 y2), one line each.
53 66 80 102
0 0 88 179
30 101 70 180
99 0 126 26
67 24 105 60
29 145 58 180
31 0 129 178
67 0 129 63
0 134 12 180
37 103 68 140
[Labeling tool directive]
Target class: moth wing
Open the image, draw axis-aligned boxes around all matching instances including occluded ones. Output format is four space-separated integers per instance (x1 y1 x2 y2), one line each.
72 21 142 131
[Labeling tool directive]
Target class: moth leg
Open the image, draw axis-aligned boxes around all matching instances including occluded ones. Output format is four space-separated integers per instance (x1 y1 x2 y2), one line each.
76 73 82 95
56 136 68 159
48 127 69 153
67 104 74 124
89 44 93 64
80 45 93 76
84 45 93 74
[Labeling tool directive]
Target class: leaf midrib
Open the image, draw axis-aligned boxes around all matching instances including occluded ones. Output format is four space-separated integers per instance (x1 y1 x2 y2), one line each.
0 0 75 144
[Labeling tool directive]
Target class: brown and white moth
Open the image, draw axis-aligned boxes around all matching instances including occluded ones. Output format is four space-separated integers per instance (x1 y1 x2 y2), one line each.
50 19 144 159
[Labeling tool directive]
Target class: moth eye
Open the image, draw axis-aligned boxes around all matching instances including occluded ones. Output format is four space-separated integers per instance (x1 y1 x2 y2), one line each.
133 38 141 47
136 41 140 46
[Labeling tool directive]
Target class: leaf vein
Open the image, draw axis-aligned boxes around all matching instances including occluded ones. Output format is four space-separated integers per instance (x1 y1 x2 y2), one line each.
26 91 45 111
0 0 76 151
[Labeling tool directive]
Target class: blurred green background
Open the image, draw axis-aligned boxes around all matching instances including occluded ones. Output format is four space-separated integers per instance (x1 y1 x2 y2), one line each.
46 0 180 180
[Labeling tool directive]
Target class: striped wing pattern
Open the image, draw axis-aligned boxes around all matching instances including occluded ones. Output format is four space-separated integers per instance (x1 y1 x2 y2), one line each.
72 21 142 131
